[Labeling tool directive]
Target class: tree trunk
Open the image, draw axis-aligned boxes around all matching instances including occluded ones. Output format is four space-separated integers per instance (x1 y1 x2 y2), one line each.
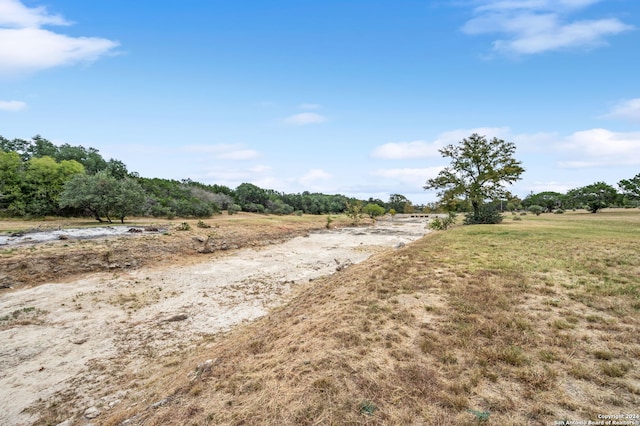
90 209 103 222
472 200 480 219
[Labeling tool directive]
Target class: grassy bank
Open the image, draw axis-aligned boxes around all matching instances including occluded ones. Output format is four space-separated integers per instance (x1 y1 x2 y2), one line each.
101 210 640 425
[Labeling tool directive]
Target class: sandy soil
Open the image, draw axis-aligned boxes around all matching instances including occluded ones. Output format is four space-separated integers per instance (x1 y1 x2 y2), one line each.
0 217 428 425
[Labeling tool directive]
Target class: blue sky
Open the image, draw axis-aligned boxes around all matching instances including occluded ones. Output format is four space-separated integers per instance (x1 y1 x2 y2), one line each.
1 0 639 204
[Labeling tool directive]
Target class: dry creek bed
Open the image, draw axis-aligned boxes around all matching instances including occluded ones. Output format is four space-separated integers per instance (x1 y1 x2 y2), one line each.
0 219 428 425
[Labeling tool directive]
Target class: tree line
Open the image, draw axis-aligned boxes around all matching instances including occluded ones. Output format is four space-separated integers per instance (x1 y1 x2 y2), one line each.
0 135 408 222
521 178 640 214
4 134 635 223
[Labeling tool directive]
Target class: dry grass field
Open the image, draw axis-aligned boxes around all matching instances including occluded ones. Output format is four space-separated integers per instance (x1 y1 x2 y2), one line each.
91 209 640 426
3 210 639 425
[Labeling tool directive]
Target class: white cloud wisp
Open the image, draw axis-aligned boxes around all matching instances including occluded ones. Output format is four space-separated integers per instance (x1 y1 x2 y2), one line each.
283 112 326 126
0 99 26 111
462 0 633 55
600 98 640 122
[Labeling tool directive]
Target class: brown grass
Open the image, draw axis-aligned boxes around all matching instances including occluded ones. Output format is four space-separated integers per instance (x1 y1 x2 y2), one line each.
42 210 640 424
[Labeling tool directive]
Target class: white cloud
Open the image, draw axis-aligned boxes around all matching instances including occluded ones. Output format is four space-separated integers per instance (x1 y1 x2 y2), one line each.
371 141 441 159
372 127 513 160
462 0 633 55
299 168 332 185
0 0 119 76
557 128 640 167
0 99 26 111
600 98 640 122
283 112 326 125
373 167 444 189
0 0 69 28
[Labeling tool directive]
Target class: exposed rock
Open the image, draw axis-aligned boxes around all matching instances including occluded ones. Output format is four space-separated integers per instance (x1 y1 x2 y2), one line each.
165 313 188 322
189 358 215 380
84 406 100 419
335 258 353 271
151 398 170 409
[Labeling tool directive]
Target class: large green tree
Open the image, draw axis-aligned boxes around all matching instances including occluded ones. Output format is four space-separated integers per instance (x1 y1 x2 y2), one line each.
566 182 618 213
619 173 640 202
387 193 412 213
424 133 524 223
523 191 564 212
24 156 85 216
0 150 25 214
235 182 269 212
59 171 146 223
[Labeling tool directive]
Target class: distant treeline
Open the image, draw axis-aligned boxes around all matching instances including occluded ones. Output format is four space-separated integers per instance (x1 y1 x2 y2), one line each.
3 135 637 221
0 135 420 221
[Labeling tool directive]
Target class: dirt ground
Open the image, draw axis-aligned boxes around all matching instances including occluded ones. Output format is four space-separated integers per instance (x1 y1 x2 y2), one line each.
0 214 429 425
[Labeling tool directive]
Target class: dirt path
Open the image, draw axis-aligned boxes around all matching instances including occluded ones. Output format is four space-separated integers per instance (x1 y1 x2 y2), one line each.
0 219 428 425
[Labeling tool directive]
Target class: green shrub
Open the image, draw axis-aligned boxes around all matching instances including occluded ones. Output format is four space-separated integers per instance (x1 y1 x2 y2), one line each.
528 205 544 216
175 222 191 231
554 209 565 214
326 215 334 229
429 212 457 230
197 220 211 228
513 216 522 221
464 204 503 225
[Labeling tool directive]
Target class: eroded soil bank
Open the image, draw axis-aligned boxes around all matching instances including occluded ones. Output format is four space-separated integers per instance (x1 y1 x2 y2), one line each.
0 217 428 425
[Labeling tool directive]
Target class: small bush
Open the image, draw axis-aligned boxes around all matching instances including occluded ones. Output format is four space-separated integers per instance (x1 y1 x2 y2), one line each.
513 216 522 221
175 222 191 231
326 215 334 229
528 205 544 216
197 220 211 228
429 212 457 230
464 204 503 225
228 204 241 215
554 209 565 214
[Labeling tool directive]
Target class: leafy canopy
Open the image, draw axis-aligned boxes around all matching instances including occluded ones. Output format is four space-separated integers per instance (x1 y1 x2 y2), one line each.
566 181 618 213
619 173 640 201
59 170 146 223
424 133 524 222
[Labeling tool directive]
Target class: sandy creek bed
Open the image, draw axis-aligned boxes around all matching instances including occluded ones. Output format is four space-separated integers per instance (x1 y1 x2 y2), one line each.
0 219 428 425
